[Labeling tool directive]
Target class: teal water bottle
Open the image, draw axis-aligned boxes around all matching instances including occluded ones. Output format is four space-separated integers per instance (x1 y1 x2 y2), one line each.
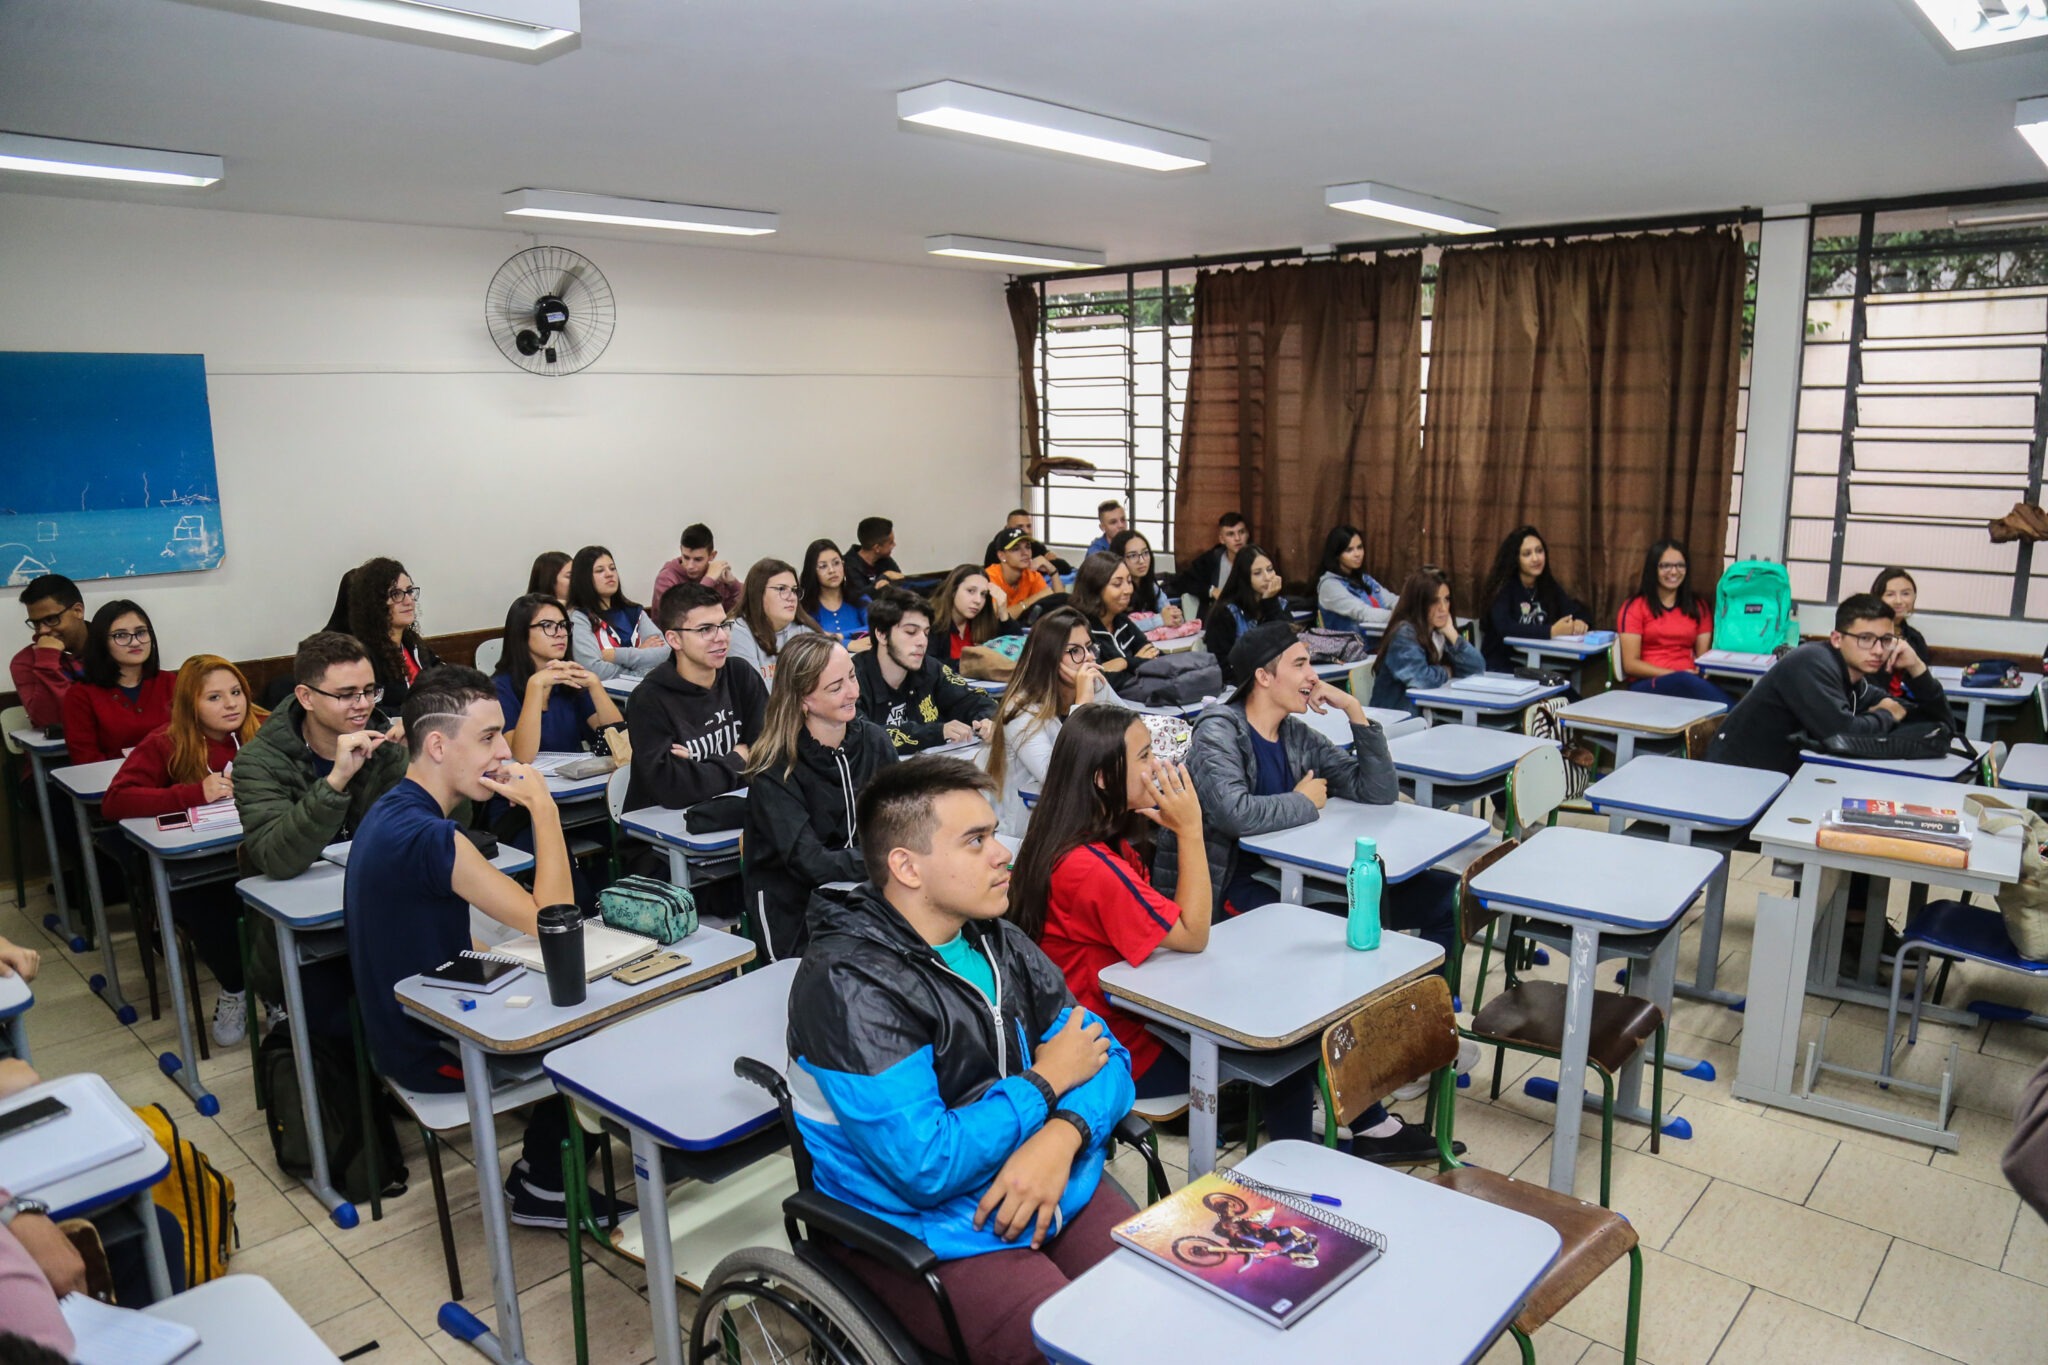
1346 836 1383 951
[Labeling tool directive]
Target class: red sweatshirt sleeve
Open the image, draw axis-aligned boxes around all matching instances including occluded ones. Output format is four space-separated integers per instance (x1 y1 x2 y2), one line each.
102 729 207 820
61 683 109 764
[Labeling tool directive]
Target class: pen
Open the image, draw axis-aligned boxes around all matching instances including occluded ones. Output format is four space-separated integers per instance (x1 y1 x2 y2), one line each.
1261 1184 1342 1208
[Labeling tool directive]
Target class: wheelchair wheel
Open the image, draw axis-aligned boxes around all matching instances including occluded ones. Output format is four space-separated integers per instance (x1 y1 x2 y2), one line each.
688 1246 919 1365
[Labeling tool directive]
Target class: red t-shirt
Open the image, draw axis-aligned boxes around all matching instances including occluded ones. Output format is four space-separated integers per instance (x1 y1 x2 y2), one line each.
1039 840 1182 1079
1617 597 1710 674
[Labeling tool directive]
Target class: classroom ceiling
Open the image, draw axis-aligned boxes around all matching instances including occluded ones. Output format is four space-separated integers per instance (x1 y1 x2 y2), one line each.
2 0 2046 272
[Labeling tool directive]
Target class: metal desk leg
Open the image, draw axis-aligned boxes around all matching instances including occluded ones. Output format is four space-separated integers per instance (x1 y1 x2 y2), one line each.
1277 867 1304 904
1186 1036 1221 1180
1614 732 1637 768
4 1015 26 1064
664 849 695 890
632 1126 684 1365
1411 776 1436 809
144 852 216 1115
444 1039 526 1364
1669 827 1743 1008
26 752 79 944
69 793 134 1023
133 1187 174 1302
1546 924 1600 1197
275 921 355 1226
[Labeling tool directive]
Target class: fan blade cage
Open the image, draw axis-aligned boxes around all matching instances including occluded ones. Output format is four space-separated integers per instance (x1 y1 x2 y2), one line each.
485 245 617 375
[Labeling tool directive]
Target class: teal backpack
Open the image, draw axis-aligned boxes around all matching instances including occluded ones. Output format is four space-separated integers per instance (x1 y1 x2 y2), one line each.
1713 560 1797 655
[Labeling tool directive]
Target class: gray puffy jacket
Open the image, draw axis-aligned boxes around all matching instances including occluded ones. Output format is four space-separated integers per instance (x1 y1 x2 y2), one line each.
1152 701 1399 912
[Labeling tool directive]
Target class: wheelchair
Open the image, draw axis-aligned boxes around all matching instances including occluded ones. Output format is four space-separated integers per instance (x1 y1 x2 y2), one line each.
685 1056 1172 1364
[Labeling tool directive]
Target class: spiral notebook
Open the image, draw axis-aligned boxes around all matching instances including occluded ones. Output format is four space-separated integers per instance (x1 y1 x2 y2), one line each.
1110 1169 1384 1327
419 949 526 994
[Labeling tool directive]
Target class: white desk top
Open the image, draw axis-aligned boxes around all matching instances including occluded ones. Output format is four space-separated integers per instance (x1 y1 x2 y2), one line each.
1558 690 1725 734
1314 661 1366 681
603 674 643 700
1931 665 2034 701
7 726 65 757
397 923 756 1052
1407 677 1568 713
1238 798 1489 884
1696 649 1776 677
1584 755 1787 828
51 757 123 800
1505 634 1610 659
1798 748 1975 781
9 1074 170 1219
619 796 748 854
1386 726 1549 781
1754 764 2021 886
1292 705 1391 748
1152 633 1201 654
967 676 1008 694
1032 1140 1559 1365
238 845 536 928
545 958 796 1150
120 815 244 858
2001 743 2048 793
1470 826 1720 931
144 1274 342 1364
0 971 30 1020
530 752 614 801
1099 902 1442 1049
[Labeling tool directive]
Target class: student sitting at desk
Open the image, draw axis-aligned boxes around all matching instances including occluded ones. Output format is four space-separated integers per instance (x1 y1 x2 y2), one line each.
526 549 572 603
1707 593 1950 776
1171 510 1250 604
62 600 173 764
986 526 1057 616
625 582 768 810
105 655 266 1046
649 522 743 620
726 558 823 688
844 515 906 601
1367 567 1485 715
743 634 897 959
786 756 1133 1365
492 593 623 763
1084 498 1128 559
854 588 996 754
1159 621 1465 1163
1108 529 1185 629
1615 538 1730 704
566 545 667 684
1478 524 1592 672
1872 566 1936 708
1315 524 1399 639
346 666 628 1229
347 557 443 714
927 563 1009 666
11 573 88 730
1203 544 1292 679
798 538 872 651
982 507 1068 581
986 607 1121 833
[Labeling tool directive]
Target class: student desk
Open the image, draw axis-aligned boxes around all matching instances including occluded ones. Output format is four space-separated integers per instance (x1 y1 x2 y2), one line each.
9 1072 176 1303
396 925 756 1365
51 758 138 1024
1930 665 2034 743
142 1274 343 1363
0 969 30 1061
1032 1139 1560 1365
118 814 244 1114
1385 726 1551 811
601 675 642 702
1469 828 1720 1196
1797 748 1977 782
8 725 85 947
1099 902 1442 1179
1152 632 1202 654
236 844 536 1226
1406 677 1567 731
1238 797 1489 904
544 958 799 1365
1738 764 2020 1150
618 792 746 888
1557 691 1725 768
1297 704 1426 748
1583 756 1788 1009
1998 743 2048 807
965 676 1008 695
1696 649 1775 690
1504 633 1611 693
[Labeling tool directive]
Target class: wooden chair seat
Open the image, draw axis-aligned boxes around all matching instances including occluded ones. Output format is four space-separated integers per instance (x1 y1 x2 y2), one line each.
1432 1166 1639 1333
1470 981 1663 1077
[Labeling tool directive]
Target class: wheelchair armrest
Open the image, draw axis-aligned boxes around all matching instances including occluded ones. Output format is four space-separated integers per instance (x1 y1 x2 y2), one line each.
783 1189 939 1277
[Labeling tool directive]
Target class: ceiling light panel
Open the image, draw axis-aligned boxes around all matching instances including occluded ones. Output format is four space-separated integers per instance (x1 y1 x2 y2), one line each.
1909 0 2048 50
1324 182 1497 235
2021 96 2048 171
925 235 1106 269
503 189 777 235
0 132 222 186
897 81 1208 171
247 0 579 51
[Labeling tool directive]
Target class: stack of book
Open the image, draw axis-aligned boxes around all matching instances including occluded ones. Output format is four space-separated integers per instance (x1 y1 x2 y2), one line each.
1815 798 1972 868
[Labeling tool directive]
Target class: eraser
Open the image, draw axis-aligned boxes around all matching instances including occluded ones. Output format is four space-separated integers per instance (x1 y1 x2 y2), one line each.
457 997 477 1012
506 995 534 1009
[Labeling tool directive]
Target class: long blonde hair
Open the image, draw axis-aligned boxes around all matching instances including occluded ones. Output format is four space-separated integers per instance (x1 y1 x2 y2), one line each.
745 633 848 780
167 656 266 784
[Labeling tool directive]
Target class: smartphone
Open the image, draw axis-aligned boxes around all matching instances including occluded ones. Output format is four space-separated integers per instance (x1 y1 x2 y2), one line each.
0 1095 70 1143
613 951 690 985
155 811 193 832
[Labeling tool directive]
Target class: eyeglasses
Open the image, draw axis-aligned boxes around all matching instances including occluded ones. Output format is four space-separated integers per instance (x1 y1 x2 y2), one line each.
766 584 800 598
1656 562 1687 573
387 585 422 603
1842 632 1899 650
1063 644 1094 661
306 684 384 706
108 628 152 647
529 620 569 637
669 622 733 640
24 608 70 631
1122 550 1152 563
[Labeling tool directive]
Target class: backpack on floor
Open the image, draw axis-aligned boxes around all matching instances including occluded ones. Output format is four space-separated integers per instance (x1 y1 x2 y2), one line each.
257 1025 407 1206
133 1102 237 1286
1713 560 1797 656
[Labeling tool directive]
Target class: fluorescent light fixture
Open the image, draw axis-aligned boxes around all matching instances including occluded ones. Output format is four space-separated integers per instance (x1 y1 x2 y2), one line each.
0 132 222 187
925 235 1105 269
897 81 1207 172
248 0 578 51
503 189 777 236
1909 0 2048 51
1324 182 1497 235
2021 96 2048 171
1951 199 2048 227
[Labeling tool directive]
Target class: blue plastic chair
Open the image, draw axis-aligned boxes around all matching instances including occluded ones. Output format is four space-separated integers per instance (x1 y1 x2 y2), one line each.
1883 898 2048 1079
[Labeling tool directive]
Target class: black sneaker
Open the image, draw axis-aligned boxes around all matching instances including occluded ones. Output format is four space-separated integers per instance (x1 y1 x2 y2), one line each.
1350 1118 1466 1167
505 1162 635 1229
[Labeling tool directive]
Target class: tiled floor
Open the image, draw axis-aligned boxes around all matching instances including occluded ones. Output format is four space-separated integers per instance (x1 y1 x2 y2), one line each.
5 819 2045 1364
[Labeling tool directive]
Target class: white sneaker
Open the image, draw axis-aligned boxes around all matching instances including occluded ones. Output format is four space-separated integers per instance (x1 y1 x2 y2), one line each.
1458 1038 1481 1075
262 1002 288 1036
210 990 248 1047
1391 1077 1430 1101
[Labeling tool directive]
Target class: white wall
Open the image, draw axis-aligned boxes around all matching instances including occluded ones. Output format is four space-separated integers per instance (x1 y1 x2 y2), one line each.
0 193 1017 667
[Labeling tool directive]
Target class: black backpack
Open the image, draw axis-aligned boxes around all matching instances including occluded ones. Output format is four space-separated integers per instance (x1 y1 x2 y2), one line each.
257 1025 407 1204
1803 721 1974 763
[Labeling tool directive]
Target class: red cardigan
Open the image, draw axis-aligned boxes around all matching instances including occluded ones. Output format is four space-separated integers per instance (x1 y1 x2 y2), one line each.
103 729 241 821
62 672 175 765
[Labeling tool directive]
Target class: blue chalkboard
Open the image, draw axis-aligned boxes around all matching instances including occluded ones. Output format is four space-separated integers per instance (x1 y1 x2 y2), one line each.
0 352 226 586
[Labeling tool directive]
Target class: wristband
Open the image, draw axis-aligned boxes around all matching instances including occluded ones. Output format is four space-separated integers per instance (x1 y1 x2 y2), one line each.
1050 1110 1093 1147
1020 1069 1058 1114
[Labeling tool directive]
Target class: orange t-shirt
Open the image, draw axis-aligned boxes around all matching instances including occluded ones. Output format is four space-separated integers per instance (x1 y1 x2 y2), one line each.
986 563 1050 608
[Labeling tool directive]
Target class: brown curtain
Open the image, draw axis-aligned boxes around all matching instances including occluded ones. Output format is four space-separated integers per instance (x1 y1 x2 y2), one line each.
1005 280 1043 478
1418 231 1745 621
1175 255 1424 590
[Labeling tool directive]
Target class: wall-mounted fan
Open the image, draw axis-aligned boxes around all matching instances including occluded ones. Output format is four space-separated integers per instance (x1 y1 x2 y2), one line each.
485 245 615 375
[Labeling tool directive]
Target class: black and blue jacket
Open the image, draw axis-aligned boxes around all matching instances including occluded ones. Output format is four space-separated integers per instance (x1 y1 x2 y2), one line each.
786 884 1135 1261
